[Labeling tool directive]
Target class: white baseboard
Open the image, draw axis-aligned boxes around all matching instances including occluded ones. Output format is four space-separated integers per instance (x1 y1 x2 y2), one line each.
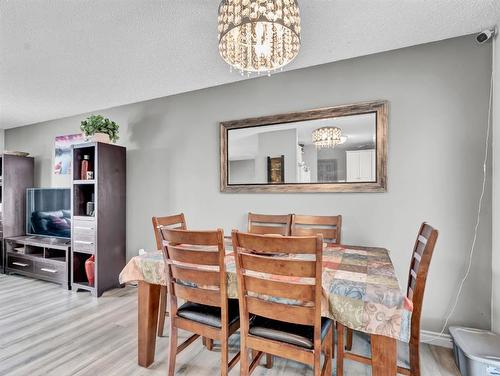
420 330 453 349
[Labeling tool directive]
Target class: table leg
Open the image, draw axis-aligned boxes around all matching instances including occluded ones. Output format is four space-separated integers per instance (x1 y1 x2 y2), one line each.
157 285 168 337
138 281 161 367
371 334 397 376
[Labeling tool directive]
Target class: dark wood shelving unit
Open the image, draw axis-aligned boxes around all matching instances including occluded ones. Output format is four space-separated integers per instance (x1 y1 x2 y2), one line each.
0 154 34 273
71 142 126 297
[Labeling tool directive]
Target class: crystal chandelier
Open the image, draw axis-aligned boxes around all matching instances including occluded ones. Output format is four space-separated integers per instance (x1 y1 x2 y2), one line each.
312 127 347 149
218 0 301 75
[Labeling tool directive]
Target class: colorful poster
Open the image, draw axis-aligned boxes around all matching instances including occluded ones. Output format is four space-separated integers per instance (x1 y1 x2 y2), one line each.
54 133 84 175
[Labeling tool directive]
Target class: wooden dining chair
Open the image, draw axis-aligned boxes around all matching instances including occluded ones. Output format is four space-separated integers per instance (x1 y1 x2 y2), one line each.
152 214 187 337
337 222 439 376
232 231 333 376
160 227 241 376
291 215 343 351
291 214 342 244
247 212 292 236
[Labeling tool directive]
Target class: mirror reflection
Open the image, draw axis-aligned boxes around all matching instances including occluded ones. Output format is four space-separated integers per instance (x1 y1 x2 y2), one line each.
228 113 377 185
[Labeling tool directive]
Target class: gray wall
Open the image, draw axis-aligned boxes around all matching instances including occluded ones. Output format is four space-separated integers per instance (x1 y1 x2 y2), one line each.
0 129 4 153
492 33 499 333
256 129 297 183
230 128 298 184
318 147 348 181
229 159 256 185
303 145 318 181
5 35 493 333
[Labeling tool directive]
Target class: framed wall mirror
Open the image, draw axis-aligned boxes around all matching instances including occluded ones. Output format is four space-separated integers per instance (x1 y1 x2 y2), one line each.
220 100 388 193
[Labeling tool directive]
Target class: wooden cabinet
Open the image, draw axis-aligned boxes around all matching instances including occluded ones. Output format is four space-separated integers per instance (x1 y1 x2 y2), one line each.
346 149 376 182
0 154 34 273
71 142 126 297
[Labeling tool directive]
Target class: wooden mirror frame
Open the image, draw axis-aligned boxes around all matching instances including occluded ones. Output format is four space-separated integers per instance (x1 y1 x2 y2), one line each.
220 100 388 193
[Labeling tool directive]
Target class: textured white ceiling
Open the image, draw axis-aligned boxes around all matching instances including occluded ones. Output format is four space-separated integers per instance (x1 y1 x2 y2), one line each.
1 0 499 128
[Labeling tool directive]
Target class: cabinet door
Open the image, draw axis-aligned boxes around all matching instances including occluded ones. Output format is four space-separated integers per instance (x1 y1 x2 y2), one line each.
359 150 375 181
346 152 360 182
346 150 375 182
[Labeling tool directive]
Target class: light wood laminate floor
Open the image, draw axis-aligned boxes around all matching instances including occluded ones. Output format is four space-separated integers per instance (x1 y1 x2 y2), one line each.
0 274 460 376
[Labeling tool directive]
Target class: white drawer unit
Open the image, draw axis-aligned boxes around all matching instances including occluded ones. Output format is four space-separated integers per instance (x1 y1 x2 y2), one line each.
73 217 96 249
73 218 96 230
74 222 96 241
73 239 96 254
73 228 96 243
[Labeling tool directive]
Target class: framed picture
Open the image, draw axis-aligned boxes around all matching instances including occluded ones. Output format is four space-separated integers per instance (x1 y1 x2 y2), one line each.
267 155 285 184
54 133 84 175
317 159 338 182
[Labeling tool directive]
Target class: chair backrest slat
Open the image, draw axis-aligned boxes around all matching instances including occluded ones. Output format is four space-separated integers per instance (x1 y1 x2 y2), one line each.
235 231 319 254
164 229 220 246
152 214 187 250
292 226 338 240
417 235 428 245
420 223 434 238
291 214 342 244
171 264 220 287
233 230 323 342
244 275 316 302
246 296 315 326
165 243 220 266
241 253 316 277
248 225 288 235
173 283 221 307
407 222 438 345
248 213 292 236
410 269 417 280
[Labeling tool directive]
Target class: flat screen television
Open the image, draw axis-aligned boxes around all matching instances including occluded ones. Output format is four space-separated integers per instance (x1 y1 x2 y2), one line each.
26 188 71 239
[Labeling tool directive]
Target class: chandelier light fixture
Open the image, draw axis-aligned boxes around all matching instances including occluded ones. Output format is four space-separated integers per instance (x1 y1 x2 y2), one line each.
312 127 347 149
218 0 301 76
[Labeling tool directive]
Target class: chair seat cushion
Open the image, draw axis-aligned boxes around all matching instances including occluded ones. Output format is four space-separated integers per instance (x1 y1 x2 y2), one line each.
176 299 240 328
249 316 332 349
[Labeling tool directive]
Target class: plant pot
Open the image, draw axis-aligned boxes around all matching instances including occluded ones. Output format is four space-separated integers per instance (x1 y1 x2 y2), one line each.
91 132 111 143
85 255 95 286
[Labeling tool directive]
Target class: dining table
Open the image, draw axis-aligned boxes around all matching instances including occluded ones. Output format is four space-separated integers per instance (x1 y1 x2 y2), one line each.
119 243 412 376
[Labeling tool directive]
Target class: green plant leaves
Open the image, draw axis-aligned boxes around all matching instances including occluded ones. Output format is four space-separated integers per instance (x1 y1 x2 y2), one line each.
80 114 119 142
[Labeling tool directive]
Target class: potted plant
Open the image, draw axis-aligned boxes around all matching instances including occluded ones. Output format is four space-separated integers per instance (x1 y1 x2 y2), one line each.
80 115 119 143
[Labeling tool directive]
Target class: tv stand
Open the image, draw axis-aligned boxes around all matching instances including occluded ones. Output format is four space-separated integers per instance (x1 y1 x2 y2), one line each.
4 236 71 289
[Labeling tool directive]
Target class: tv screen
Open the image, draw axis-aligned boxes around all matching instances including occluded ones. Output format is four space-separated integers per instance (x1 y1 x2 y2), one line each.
26 188 71 239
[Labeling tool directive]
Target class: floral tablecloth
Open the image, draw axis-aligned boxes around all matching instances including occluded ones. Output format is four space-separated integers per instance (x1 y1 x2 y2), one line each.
119 245 412 342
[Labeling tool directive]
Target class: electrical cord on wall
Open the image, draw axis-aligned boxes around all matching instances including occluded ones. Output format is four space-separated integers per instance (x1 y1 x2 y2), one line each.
426 36 494 343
